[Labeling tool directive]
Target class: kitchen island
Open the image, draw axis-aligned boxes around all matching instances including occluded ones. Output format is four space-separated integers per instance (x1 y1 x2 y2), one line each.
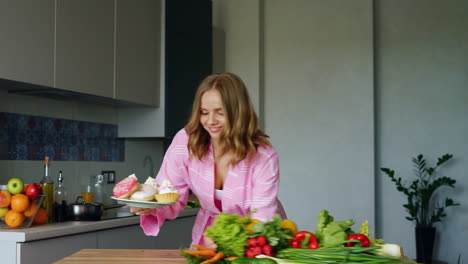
54 249 186 264
0 208 198 264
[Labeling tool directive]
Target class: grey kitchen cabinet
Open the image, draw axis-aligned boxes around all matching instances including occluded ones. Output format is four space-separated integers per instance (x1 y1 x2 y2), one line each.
55 0 115 98
96 216 195 249
118 0 212 138
0 0 55 87
17 232 97 264
114 0 161 107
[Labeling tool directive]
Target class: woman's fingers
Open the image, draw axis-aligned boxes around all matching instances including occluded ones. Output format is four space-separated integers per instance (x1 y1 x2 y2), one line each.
129 207 154 215
203 235 218 249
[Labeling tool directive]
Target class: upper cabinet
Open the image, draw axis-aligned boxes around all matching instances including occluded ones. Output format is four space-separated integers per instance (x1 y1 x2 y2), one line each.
0 0 160 106
114 0 161 106
55 0 115 98
0 0 55 87
117 0 212 138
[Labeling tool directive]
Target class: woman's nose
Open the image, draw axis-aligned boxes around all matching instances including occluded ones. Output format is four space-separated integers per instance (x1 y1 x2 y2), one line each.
208 114 217 124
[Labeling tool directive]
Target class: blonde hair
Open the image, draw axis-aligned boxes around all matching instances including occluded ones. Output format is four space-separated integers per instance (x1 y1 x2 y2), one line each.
185 72 270 164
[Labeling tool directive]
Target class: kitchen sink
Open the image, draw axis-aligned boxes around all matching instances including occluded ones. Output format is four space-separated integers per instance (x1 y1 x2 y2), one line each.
100 205 135 220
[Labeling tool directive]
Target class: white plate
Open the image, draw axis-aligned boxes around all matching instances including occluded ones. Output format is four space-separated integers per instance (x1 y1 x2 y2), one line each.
110 197 175 209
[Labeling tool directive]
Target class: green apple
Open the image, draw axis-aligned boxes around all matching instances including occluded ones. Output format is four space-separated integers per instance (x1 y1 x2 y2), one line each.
7 178 24 195
0 207 8 218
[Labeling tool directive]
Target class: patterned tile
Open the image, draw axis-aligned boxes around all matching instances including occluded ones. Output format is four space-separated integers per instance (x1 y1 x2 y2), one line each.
0 112 125 161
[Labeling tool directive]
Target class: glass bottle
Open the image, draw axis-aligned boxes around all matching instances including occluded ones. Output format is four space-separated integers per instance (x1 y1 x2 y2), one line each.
54 171 68 222
93 174 106 205
40 156 55 223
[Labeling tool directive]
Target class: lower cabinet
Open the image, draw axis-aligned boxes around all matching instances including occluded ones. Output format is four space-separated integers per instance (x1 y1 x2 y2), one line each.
16 216 195 264
97 216 194 249
17 232 97 264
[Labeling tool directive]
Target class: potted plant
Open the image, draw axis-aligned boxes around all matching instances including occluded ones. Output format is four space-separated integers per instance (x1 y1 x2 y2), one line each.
381 154 460 264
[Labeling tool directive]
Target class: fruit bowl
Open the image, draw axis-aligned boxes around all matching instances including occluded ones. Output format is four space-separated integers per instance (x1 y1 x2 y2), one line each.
0 195 46 229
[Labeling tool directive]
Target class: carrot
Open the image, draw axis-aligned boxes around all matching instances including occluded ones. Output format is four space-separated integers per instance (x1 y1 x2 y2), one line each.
225 256 240 261
182 249 216 258
191 244 215 252
200 252 225 264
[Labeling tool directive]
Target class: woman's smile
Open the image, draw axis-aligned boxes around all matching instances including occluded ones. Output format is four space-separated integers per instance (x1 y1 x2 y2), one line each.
200 89 225 140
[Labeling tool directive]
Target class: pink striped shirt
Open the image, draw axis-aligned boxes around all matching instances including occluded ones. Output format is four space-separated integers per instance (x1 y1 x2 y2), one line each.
140 129 286 246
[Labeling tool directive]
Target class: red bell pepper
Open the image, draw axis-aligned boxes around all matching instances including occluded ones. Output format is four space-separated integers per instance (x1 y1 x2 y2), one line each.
289 231 319 249
345 233 371 247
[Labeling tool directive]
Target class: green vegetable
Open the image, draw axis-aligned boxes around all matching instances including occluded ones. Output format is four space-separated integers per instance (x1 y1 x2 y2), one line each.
314 210 354 247
276 247 415 263
358 220 384 246
251 214 292 251
231 258 278 264
205 212 250 257
180 252 229 264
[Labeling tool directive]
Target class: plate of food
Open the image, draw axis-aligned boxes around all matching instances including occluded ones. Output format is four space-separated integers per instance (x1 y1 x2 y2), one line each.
110 197 175 208
111 174 179 208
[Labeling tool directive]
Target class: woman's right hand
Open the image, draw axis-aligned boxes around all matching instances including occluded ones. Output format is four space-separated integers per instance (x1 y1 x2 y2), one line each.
129 206 154 216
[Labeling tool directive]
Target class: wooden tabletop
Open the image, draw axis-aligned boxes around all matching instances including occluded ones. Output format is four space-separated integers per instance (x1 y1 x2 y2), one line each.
53 249 186 264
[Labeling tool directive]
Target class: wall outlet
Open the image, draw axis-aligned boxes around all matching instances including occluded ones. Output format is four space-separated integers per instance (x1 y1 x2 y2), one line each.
102 170 116 184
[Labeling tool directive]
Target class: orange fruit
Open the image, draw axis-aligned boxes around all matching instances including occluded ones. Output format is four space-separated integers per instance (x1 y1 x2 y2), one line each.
5 210 25 228
24 202 38 217
10 194 30 213
33 208 48 224
0 190 11 207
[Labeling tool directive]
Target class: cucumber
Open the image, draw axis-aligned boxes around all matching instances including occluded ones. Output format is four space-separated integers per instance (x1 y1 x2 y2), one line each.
231 258 278 264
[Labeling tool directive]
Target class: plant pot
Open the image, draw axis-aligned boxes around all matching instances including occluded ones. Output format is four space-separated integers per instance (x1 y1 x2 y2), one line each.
415 226 436 264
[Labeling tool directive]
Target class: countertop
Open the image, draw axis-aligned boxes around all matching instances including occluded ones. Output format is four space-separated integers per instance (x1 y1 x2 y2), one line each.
54 249 186 264
0 208 198 243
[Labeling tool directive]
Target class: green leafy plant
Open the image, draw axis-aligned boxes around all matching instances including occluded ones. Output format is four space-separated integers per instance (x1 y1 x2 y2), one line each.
381 154 460 227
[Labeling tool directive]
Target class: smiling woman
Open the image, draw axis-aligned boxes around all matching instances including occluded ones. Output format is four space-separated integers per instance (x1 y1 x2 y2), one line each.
131 72 287 247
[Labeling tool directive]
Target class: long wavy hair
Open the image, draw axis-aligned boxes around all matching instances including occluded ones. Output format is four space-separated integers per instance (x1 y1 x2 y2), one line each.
185 72 270 165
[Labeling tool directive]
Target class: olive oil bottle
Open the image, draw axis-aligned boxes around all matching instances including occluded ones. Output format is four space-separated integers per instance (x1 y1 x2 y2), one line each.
40 156 55 223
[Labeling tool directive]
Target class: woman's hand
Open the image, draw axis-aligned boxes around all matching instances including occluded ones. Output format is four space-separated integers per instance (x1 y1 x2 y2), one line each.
129 206 154 216
203 233 218 250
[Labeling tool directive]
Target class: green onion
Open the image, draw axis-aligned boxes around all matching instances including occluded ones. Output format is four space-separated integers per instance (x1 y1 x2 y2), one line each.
274 247 415 263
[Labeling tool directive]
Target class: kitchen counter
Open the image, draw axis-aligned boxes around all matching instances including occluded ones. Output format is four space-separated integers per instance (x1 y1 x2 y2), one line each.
54 249 186 264
0 208 198 243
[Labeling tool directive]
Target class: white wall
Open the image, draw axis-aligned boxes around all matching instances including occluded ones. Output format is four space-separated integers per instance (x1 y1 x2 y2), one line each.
214 0 468 262
0 91 164 201
213 0 375 232
376 1 468 262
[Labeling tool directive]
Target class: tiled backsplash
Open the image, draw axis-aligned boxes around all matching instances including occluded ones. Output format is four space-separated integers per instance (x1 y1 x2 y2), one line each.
0 112 124 161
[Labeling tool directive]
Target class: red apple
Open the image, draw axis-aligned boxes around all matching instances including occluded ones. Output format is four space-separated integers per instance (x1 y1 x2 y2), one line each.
25 183 43 200
0 190 11 207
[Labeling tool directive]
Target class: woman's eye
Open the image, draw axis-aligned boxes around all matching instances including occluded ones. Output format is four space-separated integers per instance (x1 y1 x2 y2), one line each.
201 112 208 115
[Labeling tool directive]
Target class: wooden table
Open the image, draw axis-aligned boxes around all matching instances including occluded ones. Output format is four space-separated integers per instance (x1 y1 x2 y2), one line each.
53 249 186 264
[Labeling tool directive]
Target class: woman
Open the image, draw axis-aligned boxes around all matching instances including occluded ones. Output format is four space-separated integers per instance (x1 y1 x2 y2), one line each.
130 72 286 246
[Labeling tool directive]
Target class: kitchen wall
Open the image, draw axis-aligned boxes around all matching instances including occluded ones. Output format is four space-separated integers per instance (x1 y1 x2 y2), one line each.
375 1 468 262
213 0 375 234
213 0 468 262
0 90 164 201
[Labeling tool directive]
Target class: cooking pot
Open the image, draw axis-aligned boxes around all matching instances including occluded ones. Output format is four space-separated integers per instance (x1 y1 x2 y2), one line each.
69 196 104 221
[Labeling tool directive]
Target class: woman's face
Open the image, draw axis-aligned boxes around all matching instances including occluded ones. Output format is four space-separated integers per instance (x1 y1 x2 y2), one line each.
200 89 225 141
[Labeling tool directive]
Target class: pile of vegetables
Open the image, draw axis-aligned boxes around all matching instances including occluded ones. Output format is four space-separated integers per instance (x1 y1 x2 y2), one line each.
181 209 409 264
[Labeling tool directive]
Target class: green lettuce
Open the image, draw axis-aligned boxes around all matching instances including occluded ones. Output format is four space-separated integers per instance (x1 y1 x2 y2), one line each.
205 212 250 257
